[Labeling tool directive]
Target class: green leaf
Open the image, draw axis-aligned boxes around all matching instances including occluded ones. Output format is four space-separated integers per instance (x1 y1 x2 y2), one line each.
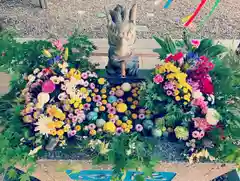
165 36 176 54
195 38 213 55
175 40 185 48
7 168 18 179
153 48 168 59
206 44 228 58
135 175 145 181
19 173 30 181
153 36 169 53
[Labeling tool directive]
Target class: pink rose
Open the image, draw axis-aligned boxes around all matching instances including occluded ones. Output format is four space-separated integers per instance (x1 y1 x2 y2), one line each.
192 130 205 140
153 74 164 84
191 40 200 48
52 40 64 51
42 80 55 93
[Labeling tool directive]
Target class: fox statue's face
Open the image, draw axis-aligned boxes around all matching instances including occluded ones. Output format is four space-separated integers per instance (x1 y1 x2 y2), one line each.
106 4 137 57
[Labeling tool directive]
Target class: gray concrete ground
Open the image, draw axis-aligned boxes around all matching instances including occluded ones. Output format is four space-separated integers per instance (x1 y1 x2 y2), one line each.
0 0 240 39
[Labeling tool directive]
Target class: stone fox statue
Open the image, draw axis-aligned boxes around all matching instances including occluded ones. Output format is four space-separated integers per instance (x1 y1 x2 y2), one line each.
105 4 139 77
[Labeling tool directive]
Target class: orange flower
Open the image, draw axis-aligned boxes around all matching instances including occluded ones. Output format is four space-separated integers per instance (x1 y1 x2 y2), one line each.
94 88 99 93
132 113 138 119
108 114 114 119
75 125 81 131
86 97 92 102
127 97 133 102
102 100 107 105
99 106 106 111
101 89 107 94
116 120 122 126
121 123 128 129
89 129 96 136
50 129 57 136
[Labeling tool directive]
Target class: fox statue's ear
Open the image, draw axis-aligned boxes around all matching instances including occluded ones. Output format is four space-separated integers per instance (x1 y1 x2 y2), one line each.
129 4 137 24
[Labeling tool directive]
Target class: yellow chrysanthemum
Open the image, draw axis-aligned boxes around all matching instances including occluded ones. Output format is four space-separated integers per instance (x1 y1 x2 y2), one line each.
175 96 181 101
99 106 106 111
102 94 107 99
108 114 114 119
116 120 122 126
103 122 116 133
124 128 130 133
131 113 138 119
75 125 81 131
102 100 107 105
116 103 128 113
57 129 64 136
78 104 84 110
86 97 92 102
126 120 132 125
101 89 107 94
98 78 106 85
121 123 128 129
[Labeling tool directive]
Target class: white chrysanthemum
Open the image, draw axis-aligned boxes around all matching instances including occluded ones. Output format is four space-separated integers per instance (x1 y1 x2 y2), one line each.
206 108 220 125
34 115 54 135
27 74 36 82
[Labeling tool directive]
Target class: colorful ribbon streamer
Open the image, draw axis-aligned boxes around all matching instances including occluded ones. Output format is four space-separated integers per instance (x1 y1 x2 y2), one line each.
184 0 207 27
200 0 221 26
164 0 173 9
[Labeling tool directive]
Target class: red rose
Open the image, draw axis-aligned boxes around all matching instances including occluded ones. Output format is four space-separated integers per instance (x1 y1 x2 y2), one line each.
201 78 214 94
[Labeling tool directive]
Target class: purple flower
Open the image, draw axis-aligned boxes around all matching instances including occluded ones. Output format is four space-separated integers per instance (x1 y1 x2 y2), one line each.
117 98 123 103
135 124 143 132
72 116 78 123
90 83 95 90
84 103 91 110
139 109 145 114
75 109 82 115
88 123 96 130
109 90 115 96
167 82 174 90
68 130 77 137
84 81 89 87
68 113 74 118
96 102 102 107
81 72 88 79
138 114 145 120
163 84 169 90
93 95 102 102
76 111 85 123
106 103 112 109
108 107 116 114
166 90 172 96
116 127 124 136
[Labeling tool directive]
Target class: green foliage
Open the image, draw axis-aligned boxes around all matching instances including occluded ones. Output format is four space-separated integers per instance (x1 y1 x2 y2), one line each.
7 168 18 180
0 30 98 175
153 35 176 59
209 49 240 165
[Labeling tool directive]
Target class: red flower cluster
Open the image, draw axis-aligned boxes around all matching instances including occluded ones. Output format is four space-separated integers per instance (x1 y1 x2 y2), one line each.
165 52 184 63
190 56 215 94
